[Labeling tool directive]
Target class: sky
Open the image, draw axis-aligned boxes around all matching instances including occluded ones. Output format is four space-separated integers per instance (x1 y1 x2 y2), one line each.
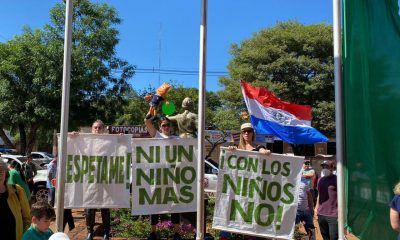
0 1 332 92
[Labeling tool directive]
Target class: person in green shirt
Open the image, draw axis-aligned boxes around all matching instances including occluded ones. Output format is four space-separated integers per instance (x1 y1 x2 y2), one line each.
22 201 56 240
8 160 31 201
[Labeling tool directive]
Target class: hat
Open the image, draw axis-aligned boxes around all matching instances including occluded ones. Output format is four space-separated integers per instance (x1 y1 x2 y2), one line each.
49 232 70 240
321 160 330 167
241 123 253 131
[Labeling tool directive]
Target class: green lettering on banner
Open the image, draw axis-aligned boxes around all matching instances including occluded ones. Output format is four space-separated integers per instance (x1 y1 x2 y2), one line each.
229 199 253 223
281 183 294 204
66 155 73 183
248 177 267 199
126 153 132 180
136 146 155 163
96 156 103 183
109 156 119 183
270 161 281 175
219 150 225 169
81 155 89 183
222 174 241 194
281 162 291 176
163 187 179 204
179 186 194 203
139 188 162 205
101 156 109 184
74 155 81 183
163 167 180 184
227 155 237 169
88 156 96 183
266 181 281 202
178 145 193 162
118 156 125 183
254 203 274 226
136 168 153 185
165 145 177 163
180 166 196 184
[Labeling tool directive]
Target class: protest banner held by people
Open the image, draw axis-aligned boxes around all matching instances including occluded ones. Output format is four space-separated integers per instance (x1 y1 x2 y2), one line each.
144 116 182 240
85 120 111 240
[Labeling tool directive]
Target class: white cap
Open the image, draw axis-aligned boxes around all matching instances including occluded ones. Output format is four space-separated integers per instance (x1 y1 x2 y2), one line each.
49 232 70 240
240 122 253 131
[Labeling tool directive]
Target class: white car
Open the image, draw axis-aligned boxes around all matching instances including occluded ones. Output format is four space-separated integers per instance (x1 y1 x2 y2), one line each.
1 154 49 202
204 159 219 194
31 151 54 165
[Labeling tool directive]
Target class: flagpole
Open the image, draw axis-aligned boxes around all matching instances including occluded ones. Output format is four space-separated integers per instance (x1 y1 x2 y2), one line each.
333 0 345 239
196 0 207 239
55 0 73 232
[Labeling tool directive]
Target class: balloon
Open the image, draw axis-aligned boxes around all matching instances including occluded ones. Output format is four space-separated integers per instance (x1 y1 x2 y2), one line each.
162 101 175 115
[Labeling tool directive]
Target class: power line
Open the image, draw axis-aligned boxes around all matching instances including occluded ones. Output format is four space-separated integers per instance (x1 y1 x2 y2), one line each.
112 67 228 77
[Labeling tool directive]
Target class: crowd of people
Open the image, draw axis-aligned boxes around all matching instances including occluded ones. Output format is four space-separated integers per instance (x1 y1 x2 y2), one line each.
14 117 400 240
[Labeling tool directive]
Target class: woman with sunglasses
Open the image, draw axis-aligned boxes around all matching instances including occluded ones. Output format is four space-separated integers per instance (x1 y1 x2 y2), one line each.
229 123 271 155
144 117 181 240
221 123 270 240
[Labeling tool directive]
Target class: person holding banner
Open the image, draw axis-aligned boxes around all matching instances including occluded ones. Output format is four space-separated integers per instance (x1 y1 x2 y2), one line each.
144 116 182 240
85 120 111 240
223 123 270 240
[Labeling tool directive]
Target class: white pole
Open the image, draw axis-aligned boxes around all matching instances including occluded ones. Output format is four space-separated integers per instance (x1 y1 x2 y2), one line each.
55 0 73 232
196 0 207 239
333 0 345 239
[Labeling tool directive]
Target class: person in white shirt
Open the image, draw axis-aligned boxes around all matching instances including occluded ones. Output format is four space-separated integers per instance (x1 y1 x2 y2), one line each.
144 117 181 240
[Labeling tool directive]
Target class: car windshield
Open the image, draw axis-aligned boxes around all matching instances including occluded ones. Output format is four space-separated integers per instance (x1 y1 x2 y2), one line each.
44 152 54 158
16 156 27 162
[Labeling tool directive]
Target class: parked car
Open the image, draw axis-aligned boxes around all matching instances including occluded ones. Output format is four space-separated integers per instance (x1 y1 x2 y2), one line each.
204 159 219 194
1 154 48 202
31 151 54 165
0 148 17 154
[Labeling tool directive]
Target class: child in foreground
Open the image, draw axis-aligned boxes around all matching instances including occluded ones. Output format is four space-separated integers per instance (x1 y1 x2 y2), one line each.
22 201 56 240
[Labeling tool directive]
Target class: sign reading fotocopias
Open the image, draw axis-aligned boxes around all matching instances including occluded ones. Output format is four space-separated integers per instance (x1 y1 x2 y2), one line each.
131 138 198 215
212 147 303 240
63 134 132 208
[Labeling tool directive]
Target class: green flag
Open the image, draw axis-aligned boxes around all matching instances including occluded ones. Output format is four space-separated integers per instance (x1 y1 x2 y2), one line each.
343 0 400 239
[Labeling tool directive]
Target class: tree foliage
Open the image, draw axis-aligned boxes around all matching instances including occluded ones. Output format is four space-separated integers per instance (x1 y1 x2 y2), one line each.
217 21 335 136
0 0 134 153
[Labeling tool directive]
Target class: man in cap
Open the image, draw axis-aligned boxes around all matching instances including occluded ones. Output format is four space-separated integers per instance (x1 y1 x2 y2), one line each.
315 160 338 240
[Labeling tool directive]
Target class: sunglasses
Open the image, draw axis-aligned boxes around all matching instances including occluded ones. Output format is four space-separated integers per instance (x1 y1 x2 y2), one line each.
241 129 253 134
161 124 170 128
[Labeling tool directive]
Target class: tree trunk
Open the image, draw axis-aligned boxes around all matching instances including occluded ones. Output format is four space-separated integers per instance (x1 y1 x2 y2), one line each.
19 123 27 155
25 124 39 155
0 126 15 148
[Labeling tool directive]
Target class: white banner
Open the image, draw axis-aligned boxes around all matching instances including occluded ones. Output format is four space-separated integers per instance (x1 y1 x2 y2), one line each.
131 138 198 215
212 148 303 240
64 134 132 208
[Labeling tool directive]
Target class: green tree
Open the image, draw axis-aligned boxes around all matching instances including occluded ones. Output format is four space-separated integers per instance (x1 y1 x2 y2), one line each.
0 0 134 153
217 21 335 136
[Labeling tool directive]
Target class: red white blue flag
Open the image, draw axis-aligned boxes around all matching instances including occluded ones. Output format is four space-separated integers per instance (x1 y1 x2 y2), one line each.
240 80 328 144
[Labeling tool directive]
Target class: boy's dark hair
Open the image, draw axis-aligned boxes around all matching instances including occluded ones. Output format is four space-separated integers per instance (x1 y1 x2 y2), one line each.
31 201 56 220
